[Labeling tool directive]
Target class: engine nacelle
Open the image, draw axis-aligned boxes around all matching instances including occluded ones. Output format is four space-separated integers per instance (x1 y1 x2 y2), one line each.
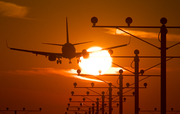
48 55 56 61
82 49 89 59
108 49 113 55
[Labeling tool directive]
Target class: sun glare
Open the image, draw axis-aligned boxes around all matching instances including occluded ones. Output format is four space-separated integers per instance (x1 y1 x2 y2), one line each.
116 29 124 34
79 47 112 75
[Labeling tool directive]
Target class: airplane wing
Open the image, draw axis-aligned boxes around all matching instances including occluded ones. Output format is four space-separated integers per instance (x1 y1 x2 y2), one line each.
101 43 128 50
101 38 131 50
73 41 93 45
7 45 63 58
81 40 131 57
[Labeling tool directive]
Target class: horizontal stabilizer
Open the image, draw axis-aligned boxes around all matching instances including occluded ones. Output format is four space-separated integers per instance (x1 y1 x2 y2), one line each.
101 44 128 50
101 38 131 50
73 41 93 45
42 43 64 46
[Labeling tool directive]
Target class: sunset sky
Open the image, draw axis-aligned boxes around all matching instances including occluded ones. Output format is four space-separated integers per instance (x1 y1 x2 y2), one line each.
1 0 180 114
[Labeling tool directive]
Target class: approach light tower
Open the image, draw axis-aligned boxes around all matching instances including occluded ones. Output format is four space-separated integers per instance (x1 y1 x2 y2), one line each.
0 107 42 114
90 16 180 114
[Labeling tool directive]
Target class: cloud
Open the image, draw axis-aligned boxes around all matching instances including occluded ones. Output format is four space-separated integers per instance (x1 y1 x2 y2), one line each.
6 68 72 77
4 67 125 83
0 1 28 18
3 66 166 83
106 28 180 41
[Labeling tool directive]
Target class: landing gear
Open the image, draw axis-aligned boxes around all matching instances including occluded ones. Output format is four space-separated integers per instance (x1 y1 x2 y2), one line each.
57 58 62 64
77 59 81 63
69 59 72 64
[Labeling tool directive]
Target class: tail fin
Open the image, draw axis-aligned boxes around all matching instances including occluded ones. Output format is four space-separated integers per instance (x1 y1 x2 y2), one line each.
66 17 69 43
42 43 64 46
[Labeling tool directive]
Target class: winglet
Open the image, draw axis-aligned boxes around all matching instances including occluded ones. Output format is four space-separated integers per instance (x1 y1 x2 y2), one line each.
6 40 10 49
128 36 131 45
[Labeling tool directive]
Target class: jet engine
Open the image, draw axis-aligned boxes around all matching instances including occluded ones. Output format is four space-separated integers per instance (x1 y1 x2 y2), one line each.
82 49 89 59
108 49 113 55
48 55 56 61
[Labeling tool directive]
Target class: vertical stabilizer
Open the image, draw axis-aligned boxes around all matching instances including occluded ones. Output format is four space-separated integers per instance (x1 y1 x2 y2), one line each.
66 17 69 43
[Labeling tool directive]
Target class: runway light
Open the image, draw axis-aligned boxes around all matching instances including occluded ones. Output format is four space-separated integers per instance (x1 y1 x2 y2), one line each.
119 69 123 74
91 82 94 87
80 103 82 106
132 92 135 96
125 17 133 27
123 98 126 102
69 98 72 102
91 17 98 26
86 91 90 95
144 83 147 88
77 69 81 76
67 103 70 107
140 70 145 75
117 103 119 107
126 83 130 87
102 91 105 95
117 91 120 95
83 98 86 101
73 82 77 87
71 91 74 95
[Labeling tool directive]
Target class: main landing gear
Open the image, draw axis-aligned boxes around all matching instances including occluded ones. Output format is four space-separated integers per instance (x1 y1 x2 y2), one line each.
77 59 81 63
57 58 62 64
69 59 72 64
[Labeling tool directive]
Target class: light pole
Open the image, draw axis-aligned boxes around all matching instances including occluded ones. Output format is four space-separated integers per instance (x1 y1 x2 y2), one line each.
134 50 140 114
90 16 180 114
160 18 167 114
102 91 105 114
119 69 123 114
108 83 112 114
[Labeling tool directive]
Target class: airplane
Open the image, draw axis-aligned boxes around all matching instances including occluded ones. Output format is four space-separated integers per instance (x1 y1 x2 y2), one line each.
7 17 130 64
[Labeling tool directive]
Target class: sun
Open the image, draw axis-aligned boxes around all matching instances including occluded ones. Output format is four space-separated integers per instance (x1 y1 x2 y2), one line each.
78 46 112 75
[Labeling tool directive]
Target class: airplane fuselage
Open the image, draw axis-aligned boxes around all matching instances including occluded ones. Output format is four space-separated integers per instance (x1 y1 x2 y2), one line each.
62 43 76 59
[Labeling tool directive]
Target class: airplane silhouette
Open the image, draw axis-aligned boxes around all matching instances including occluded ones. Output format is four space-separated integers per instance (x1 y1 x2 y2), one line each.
7 17 130 64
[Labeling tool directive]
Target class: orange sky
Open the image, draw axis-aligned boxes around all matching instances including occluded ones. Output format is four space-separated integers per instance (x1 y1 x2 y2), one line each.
1 0 180 114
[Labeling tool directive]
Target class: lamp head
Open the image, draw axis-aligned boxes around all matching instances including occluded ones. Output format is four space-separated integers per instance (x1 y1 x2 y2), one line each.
140 70 144 75
91 17 98 26
71 91 74 95
125 17 133 27
73 82 77 87
123 97 126 102
77 69 81 76
83 98 86 101
119 69 123 74
69 98 72 102
91 82 94 87
144 83 147 88
126 83 130 87
68 103 70 107
86 91 90 95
